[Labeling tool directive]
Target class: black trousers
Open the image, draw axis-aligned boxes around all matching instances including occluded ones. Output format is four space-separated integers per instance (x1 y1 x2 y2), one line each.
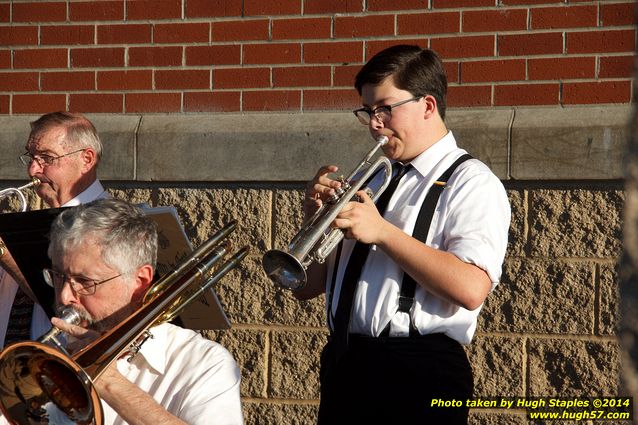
318 333 473 425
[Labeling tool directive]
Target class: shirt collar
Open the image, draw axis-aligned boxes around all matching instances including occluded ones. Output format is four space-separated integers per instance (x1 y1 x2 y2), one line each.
406 131 458 178
62 180 107 207
133 322 168 374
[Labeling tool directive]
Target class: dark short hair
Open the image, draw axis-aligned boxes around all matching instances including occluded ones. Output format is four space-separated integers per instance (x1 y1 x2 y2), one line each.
354 45 448 120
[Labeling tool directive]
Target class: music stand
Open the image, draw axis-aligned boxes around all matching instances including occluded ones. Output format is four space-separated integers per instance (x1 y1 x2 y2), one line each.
0 207 66 318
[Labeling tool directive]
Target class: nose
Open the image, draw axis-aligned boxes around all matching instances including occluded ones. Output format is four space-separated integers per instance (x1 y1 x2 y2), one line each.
28 158 43 175
369 115 384 131
57 281 79 306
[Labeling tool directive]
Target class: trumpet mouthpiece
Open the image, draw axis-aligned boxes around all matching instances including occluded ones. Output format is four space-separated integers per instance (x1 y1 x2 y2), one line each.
376 136 389 146
31 176 41 187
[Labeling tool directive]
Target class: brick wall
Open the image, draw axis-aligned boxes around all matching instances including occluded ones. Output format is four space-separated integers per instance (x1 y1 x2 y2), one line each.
0 0 635 114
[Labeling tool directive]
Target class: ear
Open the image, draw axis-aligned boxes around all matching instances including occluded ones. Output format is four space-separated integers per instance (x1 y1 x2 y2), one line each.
422 95 438 120
131 264 154 302
79 148 97 173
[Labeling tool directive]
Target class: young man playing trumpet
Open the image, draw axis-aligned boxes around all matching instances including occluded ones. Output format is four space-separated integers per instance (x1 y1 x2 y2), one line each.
1 199 243 425
296 45 511 424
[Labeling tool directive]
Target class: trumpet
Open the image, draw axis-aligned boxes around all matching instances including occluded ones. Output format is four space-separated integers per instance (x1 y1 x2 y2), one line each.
0 177 40 212
263 136 392 290
0 220 248 425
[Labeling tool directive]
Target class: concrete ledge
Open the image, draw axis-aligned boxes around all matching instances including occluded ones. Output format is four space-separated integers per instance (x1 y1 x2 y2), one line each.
0 106 631 182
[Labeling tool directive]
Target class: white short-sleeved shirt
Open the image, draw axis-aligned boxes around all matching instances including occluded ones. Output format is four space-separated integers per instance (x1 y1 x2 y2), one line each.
0 180 110 347
103 323 243 425
325 131 511 345
0 323 243 425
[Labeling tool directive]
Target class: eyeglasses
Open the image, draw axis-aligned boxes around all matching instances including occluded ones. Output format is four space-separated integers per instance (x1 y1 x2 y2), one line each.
43 268 121 296
19 148 86 167
353 96 423 125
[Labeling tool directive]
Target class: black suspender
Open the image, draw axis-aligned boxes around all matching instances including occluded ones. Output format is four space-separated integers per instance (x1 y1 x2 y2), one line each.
391 153 473 337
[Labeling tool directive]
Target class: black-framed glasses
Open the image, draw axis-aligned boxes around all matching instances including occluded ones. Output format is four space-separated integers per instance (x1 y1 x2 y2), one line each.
42 268 121 296
19 148 86 167
353 96 423 125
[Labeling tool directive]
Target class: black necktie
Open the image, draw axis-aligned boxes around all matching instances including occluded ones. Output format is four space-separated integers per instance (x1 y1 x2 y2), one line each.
331 162 412 356
4 287 34 346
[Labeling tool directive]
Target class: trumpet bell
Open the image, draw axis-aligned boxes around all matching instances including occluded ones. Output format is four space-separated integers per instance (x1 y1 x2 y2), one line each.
262 249 307 290
0 341 102 425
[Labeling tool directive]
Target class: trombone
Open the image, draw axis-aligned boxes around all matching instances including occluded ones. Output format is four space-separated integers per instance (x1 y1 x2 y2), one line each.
263 136 392 290
0 220 248 425
0 177 40 212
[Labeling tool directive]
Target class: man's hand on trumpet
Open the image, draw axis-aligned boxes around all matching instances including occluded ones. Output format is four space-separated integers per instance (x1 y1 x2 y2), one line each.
332 190 389 245
303 165 342 219
50 315 101 354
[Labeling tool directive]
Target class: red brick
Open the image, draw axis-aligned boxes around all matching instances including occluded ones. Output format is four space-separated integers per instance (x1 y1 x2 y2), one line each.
41 71 95 91
601 3 637 26
125 92 181 113
0 51 10 69
431 35 495 58
13 2 66 22
127 0 181 20
244 43 301 65
273 66 332 87
494 83 559 106
0 4 9 22
500 0 560 4
13 94 66 114
129 46 182 67
212 20 269 42
98 24 151 44
98 70 153 90
444 61 459 83
304 42 363 64
334 15 395 38
333 65 360 87
369 0 428 11
531 5 597 29
461 59 526 83
243 90 301 111
0 72 39 91
245 0 301 16
366 39 428 60
528 57 596 80
154 23 210 44
72 48 125 68
14 49 68 69
273 18 331 40
304 0 362 14
447 85 491 107
463 9 527 32
0 26 38 45
70 1 124 21
155 69 210 90
186 0 242 17
498 32 563 56
398 12 460 36
567 30 636 54
303 89 360 111
432 0 493 7
184 91 241 112
69 93 123 113
41 25 95 45
599 56 634 79
563 81 631 105
214 68 270 89
0 96 9 114
186 45 241 66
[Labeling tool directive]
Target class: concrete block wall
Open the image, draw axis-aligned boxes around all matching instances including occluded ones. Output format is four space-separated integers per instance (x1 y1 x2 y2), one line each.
0 106 628 423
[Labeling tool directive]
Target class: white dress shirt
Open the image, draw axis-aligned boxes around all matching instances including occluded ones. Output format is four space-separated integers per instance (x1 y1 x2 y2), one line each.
325 131 511 344
0 323 243 425
0 179 109 346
